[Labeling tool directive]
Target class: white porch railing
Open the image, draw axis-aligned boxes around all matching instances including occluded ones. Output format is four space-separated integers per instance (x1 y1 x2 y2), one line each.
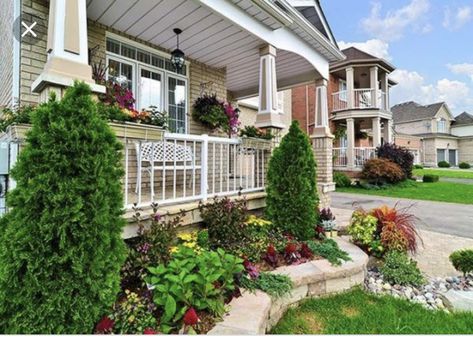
333 147 348 167
333 147 376 168
332 89 386 112
123 133 269 208
354 147 376 167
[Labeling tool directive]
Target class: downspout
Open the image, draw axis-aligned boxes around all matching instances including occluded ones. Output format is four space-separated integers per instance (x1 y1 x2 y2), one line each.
12 0 21 107
305 84 309 134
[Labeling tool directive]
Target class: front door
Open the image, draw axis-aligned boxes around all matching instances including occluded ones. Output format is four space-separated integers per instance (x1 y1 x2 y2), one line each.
449 150 457 166
437 149 445 163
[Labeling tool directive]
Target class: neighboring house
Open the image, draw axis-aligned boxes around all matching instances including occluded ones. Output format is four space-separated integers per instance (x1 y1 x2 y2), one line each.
0 0 343 219
291 47 397 172
391 101 468 167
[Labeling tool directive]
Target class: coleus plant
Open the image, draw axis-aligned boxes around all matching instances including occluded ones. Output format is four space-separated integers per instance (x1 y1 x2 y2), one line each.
264 244 278 268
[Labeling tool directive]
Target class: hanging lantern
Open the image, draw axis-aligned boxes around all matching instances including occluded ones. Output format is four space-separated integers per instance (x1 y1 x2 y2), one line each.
170 28 185 70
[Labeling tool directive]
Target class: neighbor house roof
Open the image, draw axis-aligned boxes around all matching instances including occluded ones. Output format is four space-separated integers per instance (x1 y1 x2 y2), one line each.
391 101 445 123
330 47 396 73
452 112 473 126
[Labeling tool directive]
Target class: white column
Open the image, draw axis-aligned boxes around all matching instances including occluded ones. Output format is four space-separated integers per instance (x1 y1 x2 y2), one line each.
346 118 355 168
346 67 354 109
32 0 104 98
256 45 284 129
312 79 332 137
384 119 393 143
380 72 389 110
370 66 379 108
372 117 381 147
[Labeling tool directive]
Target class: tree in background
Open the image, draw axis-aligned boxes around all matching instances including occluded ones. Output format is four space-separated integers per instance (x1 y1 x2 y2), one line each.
0 82 126 333
265 121 318 240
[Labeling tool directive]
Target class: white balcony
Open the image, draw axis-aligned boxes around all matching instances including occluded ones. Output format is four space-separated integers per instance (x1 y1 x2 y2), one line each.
332 89 387 112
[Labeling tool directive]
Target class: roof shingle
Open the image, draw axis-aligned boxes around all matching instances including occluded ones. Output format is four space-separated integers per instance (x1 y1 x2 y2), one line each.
391 101 445 123
453 112 473 126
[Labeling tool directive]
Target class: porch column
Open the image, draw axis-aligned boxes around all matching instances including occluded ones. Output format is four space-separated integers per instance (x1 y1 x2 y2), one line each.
31 0 105 102
384 119 393 143
370 66 379 108
346 118 355 169
372 117 381 147
380 72 389 110
311 79 335 207
346 67 355 109
256 45 284 139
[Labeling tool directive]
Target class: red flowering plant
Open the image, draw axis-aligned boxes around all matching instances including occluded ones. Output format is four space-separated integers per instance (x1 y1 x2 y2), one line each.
223 102 240 136
263 244 279 268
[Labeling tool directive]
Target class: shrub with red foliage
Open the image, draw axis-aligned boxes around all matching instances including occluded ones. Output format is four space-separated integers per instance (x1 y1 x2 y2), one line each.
284 242 300 264
264 244 278 268
243 259 260 279
95 316 114 334
361 158 404 185
371 204 421 254
299 243 314 259
377 143 414 179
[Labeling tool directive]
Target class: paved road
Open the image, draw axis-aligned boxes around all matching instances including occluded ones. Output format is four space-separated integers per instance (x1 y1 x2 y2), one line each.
332 192 473 239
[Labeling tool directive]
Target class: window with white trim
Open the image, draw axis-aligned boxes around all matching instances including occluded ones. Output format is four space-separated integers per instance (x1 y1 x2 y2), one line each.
106 37 188 133
437 118 447 133
339 79 347 101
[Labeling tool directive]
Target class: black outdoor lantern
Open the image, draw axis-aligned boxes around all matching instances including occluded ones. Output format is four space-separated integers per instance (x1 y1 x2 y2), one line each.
170 28 185 70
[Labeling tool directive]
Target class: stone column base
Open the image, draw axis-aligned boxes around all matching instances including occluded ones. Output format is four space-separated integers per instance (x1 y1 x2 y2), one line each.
311 129 335 209
317 182 336 208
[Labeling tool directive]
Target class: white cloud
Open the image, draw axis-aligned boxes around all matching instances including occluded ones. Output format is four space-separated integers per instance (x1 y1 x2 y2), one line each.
361 0 430 41
443 6 472 30
390 69 473 114
448 63 473 81
338 39 391 60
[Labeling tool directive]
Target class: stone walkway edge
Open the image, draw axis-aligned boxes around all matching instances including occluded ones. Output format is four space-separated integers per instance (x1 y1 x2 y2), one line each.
208 238 369 335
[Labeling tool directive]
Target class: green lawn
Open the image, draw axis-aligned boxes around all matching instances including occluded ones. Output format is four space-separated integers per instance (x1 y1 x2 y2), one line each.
413 168 473 179
337 181 473 204
271 288 473 334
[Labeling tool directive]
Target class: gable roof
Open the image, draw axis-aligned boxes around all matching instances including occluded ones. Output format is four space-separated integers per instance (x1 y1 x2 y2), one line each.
330 47 396 72
453 112 473 126
391 101 446 123
286 0 338 47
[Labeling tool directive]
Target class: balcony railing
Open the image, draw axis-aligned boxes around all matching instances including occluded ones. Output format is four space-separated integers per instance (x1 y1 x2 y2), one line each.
332 89 387 112
333 147 376 168
123 133 270 209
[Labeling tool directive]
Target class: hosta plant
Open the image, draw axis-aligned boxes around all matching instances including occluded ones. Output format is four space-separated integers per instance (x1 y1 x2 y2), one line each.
147 246 244 333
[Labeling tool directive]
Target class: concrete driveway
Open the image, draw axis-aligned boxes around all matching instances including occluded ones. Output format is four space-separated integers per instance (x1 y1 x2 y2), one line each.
331 192 473 239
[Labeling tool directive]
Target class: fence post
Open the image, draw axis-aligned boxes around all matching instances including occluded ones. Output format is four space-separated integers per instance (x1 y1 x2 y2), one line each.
201 134 209 201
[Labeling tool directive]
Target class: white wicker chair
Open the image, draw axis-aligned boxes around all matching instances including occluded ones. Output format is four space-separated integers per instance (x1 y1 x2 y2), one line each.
135 141 200 197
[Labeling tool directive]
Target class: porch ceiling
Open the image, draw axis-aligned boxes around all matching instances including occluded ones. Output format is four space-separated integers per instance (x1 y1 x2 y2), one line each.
86 0 319 98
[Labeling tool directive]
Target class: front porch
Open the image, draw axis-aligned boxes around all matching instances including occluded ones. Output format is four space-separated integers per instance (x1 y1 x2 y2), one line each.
3 0 346 223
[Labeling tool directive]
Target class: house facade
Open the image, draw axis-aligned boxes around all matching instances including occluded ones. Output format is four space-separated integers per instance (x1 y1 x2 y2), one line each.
292 47 396 172
391 101 473 167
0 0 344 223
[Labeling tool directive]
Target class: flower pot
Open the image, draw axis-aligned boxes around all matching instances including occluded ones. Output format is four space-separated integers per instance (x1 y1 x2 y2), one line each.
325 230 338 238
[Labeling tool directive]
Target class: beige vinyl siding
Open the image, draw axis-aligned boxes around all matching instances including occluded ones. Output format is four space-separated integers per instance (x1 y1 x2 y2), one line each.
0 0 14 107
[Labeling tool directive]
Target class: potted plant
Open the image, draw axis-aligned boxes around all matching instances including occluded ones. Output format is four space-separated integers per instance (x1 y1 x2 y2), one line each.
319 208 338 238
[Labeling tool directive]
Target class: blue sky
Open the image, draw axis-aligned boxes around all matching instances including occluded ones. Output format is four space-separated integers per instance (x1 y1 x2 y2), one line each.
321 0 473 116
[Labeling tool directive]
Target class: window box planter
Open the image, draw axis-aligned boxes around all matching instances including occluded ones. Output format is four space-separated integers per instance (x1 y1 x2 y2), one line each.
4 122 165 142
241 136 272 151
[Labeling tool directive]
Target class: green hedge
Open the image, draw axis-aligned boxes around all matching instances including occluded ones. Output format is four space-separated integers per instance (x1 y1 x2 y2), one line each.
459 162 471 169
423 174 439 183
334 172 352 188
438 160 451 168
450 249 473 275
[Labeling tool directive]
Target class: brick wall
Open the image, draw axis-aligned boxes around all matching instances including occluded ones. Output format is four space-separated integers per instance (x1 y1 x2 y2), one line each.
0 0 14 107
291 74 340 135
20 0 227 136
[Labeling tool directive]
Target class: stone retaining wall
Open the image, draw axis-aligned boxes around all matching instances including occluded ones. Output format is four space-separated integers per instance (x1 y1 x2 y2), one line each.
208 238 368 334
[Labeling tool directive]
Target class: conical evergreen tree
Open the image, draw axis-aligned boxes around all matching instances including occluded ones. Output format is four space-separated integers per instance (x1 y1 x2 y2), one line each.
265 121 319 240
0 82 126 333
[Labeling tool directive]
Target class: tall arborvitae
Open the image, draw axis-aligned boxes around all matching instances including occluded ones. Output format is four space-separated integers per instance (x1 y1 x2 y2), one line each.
265 121 319 240
0 82 126 333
